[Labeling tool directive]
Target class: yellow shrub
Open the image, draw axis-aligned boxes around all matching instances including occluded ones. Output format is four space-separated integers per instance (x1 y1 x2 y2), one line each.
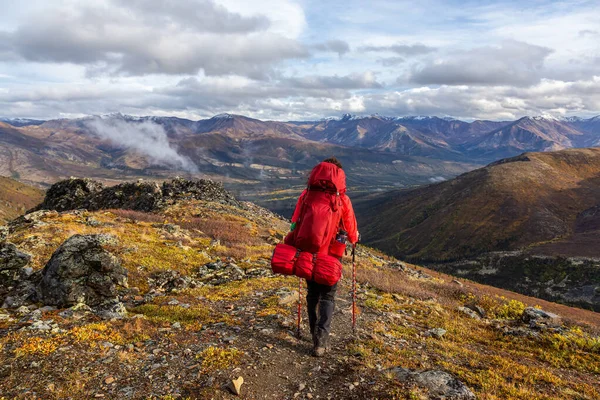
196 346 243 373
15 337 60 357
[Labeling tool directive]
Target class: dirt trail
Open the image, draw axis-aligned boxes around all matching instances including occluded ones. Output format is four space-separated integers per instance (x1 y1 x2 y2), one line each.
188 277 382 400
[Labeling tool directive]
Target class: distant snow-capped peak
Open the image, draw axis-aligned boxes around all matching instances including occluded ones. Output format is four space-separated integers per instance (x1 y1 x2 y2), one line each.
212 113 234 119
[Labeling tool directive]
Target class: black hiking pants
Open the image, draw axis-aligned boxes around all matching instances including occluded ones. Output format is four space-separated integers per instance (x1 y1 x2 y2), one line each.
306 280 338 339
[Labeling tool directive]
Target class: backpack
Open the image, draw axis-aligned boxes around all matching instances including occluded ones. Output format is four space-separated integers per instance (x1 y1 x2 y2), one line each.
271 162 346 285
290 162 345 253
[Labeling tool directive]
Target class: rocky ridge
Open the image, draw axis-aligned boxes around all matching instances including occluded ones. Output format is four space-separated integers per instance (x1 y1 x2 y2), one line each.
34 177 241 213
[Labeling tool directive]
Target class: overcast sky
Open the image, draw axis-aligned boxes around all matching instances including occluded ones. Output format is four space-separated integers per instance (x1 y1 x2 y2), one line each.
0 0 599 121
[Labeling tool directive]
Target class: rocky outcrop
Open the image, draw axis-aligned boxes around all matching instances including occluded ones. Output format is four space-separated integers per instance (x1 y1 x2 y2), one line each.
39 234 128 316
0 242 31 287
35 178 104 212
389 368 476 400
34 177 241 214
0 243 35 307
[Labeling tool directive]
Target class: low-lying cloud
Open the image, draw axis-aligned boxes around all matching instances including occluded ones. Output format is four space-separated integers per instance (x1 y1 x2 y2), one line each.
85 117 198 173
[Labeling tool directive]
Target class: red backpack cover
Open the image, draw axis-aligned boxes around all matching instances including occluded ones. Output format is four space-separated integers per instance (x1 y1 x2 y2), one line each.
270 162 346 285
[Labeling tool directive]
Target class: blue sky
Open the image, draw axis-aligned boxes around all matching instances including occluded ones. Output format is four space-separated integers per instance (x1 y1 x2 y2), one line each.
0 0 599 120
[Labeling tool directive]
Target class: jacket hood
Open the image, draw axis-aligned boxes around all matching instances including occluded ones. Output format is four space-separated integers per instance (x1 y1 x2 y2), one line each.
308 162 347 193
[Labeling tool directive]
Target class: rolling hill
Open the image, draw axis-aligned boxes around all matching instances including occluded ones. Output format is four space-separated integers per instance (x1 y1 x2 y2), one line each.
0 176 44 223
357 148 600 309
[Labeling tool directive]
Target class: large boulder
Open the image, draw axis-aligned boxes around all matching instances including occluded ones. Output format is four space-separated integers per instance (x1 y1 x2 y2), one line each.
35 178 104 212
0 242 31 288
39 234 127 309
389 368 476 400
522 307 561 329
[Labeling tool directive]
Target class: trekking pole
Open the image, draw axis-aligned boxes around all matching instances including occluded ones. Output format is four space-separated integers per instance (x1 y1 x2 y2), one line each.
296 277 302 339
352 244 357 337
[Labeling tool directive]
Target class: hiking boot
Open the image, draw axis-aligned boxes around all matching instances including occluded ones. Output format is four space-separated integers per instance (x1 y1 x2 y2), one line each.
312 331 328 357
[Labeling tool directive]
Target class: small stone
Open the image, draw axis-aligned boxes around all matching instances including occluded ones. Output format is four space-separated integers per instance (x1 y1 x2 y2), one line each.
28 320 52 331
278 291 300 306
228 376 244 396
425 328 447 339
457 306 481 320
104 376 115 385
16 306 30 316
298 383 306 391
172 322 181 329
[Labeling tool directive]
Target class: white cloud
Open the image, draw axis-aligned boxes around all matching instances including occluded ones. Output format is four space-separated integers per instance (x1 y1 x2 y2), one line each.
0 0 599 120
410 40 553 87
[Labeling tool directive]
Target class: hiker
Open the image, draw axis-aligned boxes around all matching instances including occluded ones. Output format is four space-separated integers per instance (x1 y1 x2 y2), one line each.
286 157 358 357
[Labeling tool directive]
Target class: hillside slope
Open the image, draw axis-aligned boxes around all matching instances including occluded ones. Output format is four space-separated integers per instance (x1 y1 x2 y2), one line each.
0 178 598 399
0 176 44 223
358 148 600 309
360 148 600 260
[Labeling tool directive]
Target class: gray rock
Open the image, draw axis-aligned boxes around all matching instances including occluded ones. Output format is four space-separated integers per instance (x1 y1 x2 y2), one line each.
425 328 447 339
389 368 476 400
149 270 199 292
39 234 127 309
28 320 53 331
457 306 481 320
0 242 32 287
465 304 486 318
522 307 561 329
277 290 300 306
95 301 127 320
0 226 8 242
197 261 246 285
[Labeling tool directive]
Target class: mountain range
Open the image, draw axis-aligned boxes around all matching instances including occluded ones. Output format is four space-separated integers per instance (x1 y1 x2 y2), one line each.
1 113 599 198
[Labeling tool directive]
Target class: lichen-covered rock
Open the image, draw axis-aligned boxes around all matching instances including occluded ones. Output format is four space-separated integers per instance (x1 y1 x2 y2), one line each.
457 306 481 320
84 181 164 212
522 307 561 328
162 177 240 207
0 243 31 288
0 225 8 242
149 270 200 293
39 234 127 308
35 178 104 212
197 260 246 285
389 368 476 400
